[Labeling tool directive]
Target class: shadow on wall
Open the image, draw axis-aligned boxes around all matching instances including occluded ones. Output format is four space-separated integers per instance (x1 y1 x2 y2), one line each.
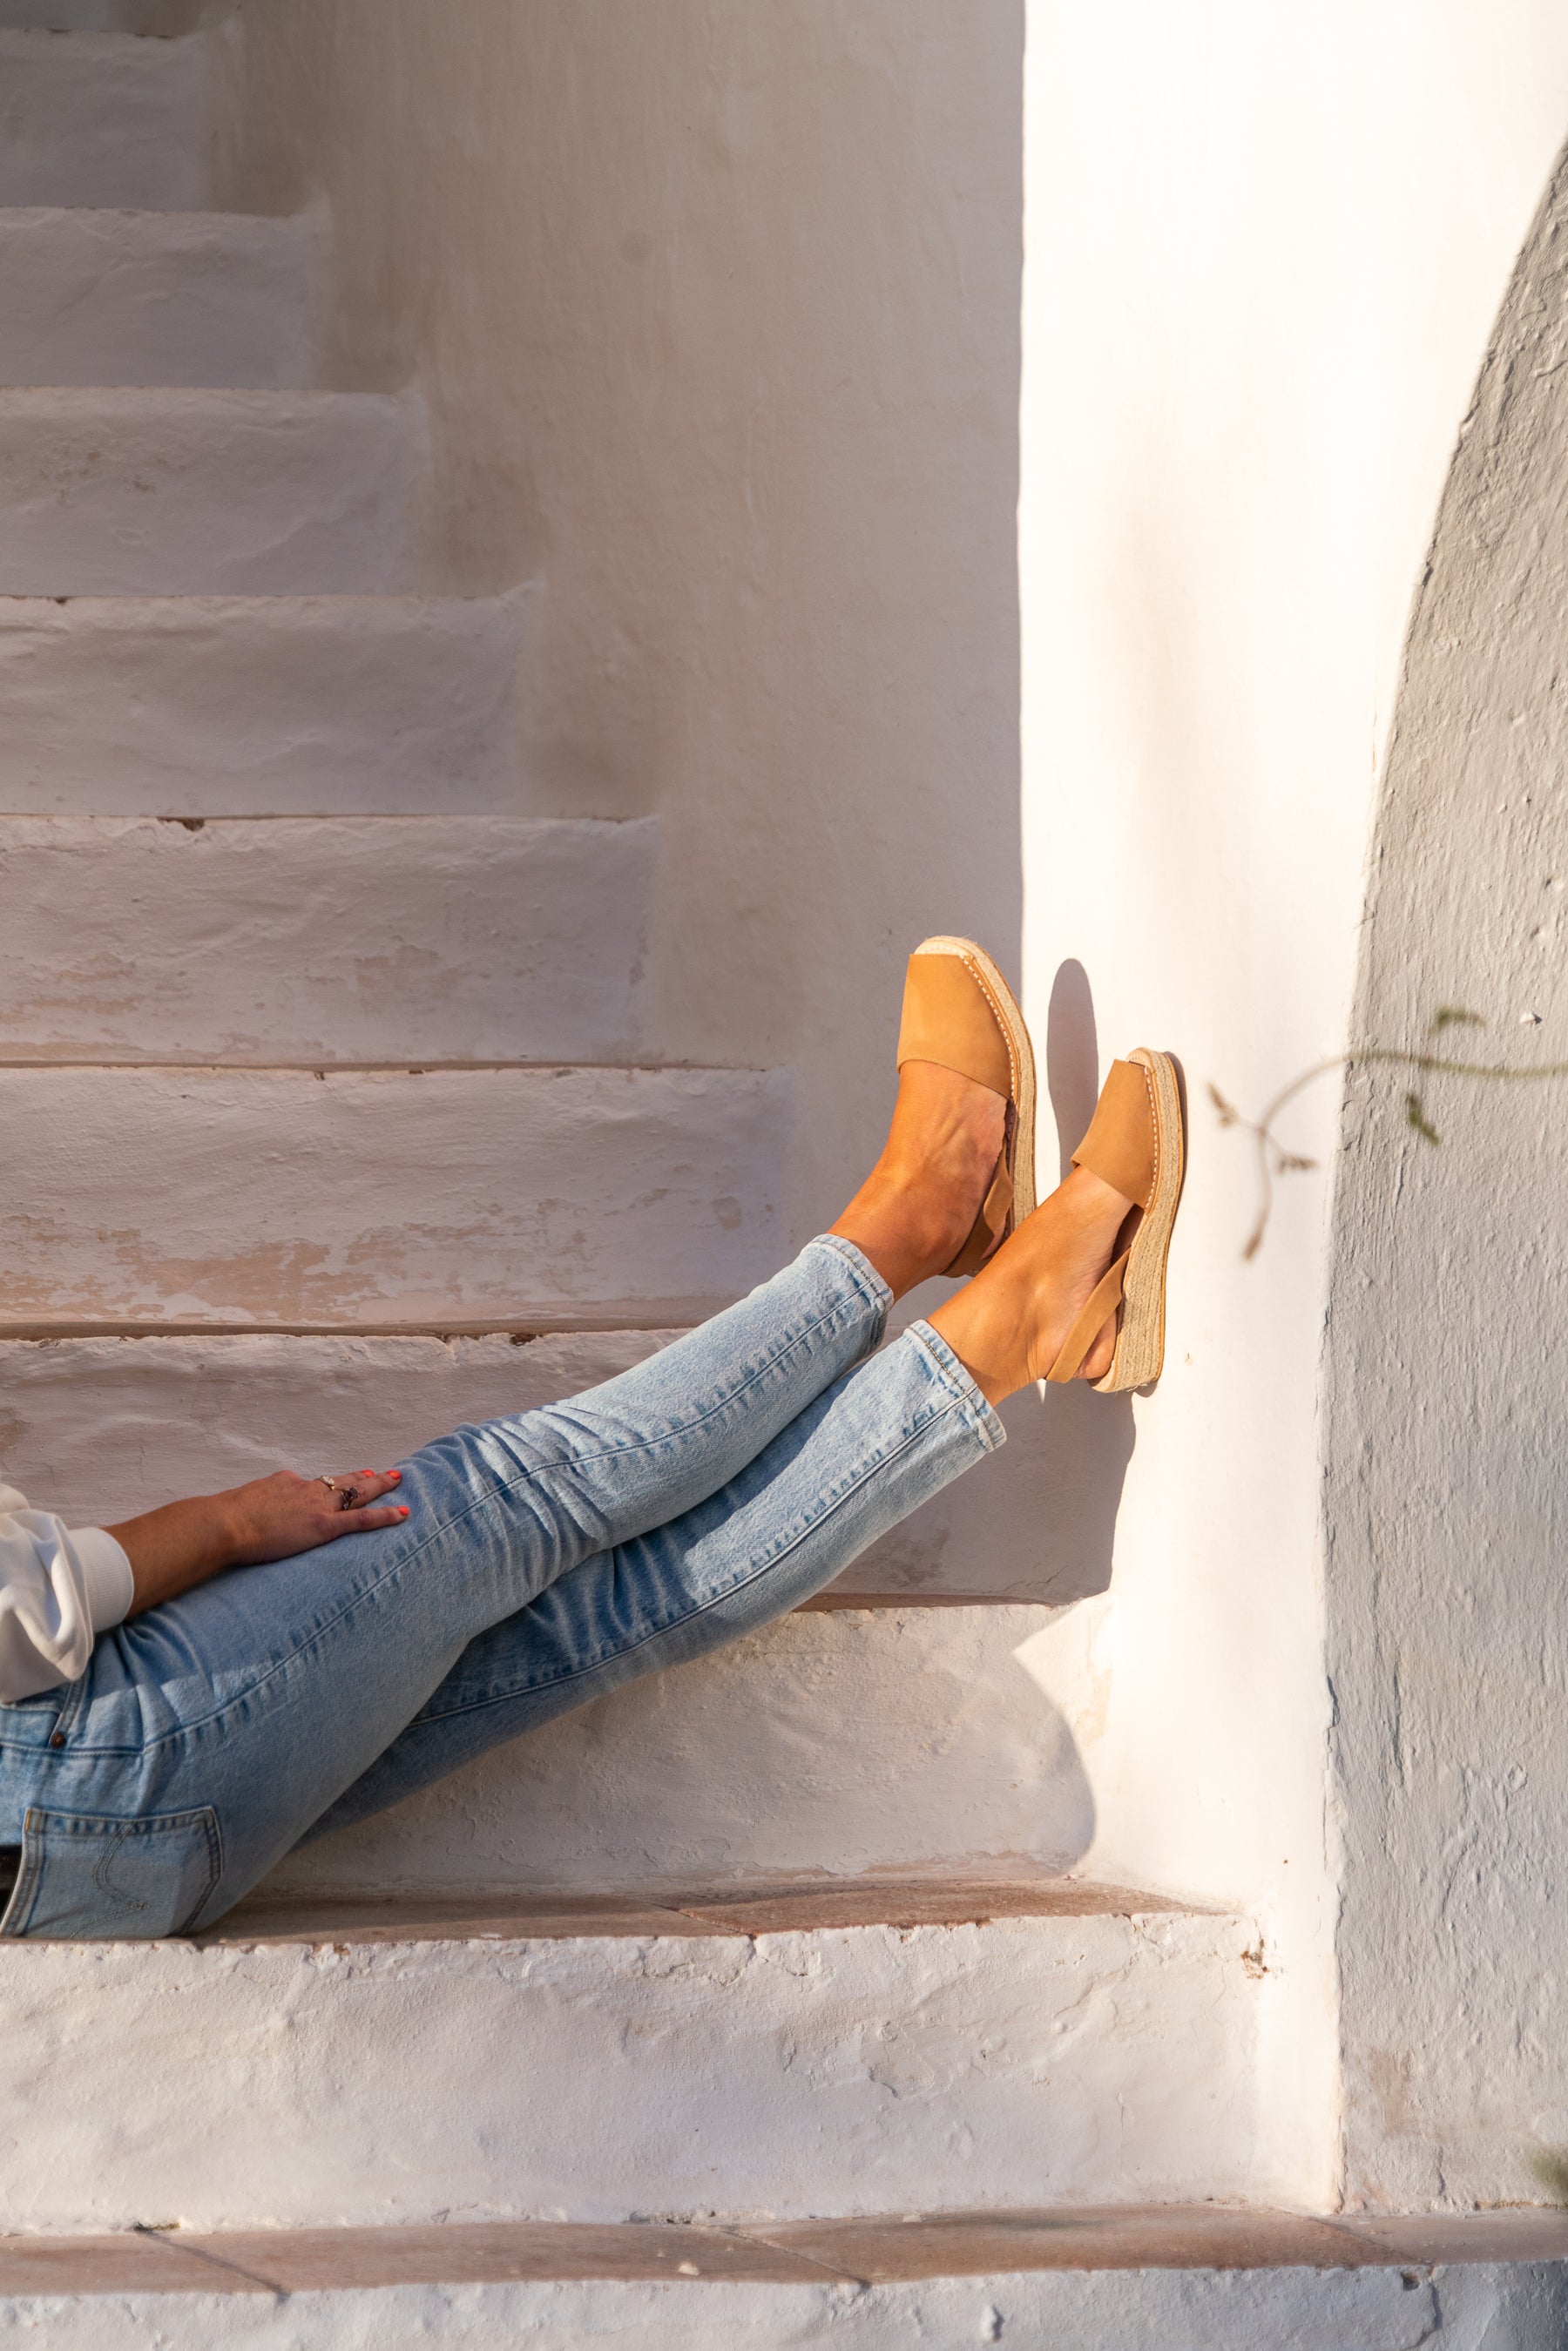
835 958 1135 1602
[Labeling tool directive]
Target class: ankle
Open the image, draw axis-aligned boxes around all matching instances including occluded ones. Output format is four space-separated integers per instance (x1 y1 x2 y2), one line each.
830 1163 963 1300
830 1064 1006 1300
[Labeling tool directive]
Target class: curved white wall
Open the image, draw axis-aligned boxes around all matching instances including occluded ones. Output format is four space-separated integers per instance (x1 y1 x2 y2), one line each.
1020 0 1568 2200
1328 151 1568 2210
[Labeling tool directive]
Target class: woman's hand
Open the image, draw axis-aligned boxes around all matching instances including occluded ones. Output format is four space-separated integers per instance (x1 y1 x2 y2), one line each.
108 1469 410 1617
226 1469 409 1567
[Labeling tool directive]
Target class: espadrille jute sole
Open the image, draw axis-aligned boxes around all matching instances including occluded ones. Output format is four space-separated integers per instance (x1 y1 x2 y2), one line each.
913 935 1037 1246
1094 1046 1183 1394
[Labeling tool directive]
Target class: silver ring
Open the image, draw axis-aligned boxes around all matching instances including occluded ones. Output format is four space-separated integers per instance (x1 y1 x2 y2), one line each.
319 1476 358 1511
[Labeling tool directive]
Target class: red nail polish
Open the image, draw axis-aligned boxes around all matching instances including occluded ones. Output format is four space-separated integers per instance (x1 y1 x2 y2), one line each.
399 1506 410 1517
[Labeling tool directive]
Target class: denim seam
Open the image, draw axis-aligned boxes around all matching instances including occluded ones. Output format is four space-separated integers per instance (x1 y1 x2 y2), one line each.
53 1273 886 1759
400 1396 988 1726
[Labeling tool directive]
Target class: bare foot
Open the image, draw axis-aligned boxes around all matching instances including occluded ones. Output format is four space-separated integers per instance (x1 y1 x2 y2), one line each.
829 1059 1007 1300
928 1164 1136 1405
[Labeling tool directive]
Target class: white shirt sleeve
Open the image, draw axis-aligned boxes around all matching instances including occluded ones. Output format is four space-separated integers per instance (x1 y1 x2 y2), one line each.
0 1480 134 1705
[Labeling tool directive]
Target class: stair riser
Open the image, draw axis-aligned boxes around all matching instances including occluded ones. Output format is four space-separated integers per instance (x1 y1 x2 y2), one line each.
0 212 314 388
0 1065 787 1326
0 1331 1107 1607
0 1340 1087 1886
0 817 652 1062
0 1329 1081 1868
0 1917 1262 2230
0 2270 1490 2351
0 393 424 596
0 32 213 210
0 595 527 817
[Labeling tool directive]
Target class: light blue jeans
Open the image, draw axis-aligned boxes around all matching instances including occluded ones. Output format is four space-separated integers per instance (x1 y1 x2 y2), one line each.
0 1240 1002 1939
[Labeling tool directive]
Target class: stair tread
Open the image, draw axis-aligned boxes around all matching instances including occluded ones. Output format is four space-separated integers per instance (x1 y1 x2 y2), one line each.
199 1872 1204 1948
1 2210 1563 2297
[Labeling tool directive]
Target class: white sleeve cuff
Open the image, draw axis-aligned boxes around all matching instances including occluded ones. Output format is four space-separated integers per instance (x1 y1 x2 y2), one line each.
71 1527 135 1634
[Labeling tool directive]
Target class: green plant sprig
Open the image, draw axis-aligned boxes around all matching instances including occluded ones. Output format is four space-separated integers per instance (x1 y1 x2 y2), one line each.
1213 1010 1568 1258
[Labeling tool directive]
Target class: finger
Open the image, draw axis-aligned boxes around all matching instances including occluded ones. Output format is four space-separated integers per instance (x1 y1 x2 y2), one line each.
328 1503 411 1540
329 1469 402 1503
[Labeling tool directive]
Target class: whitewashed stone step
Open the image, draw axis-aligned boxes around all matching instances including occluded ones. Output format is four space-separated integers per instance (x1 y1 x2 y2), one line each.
0 1334 1097 1881
0 30 213 211
0 2217 1552 2351
0 1064 787 1328
0 593 526 815
0 389 424 595
0 1330 1088 1890
0 2218 1549 2351
0 1892 1263 2233
0 816 652 1061
0 210 313 388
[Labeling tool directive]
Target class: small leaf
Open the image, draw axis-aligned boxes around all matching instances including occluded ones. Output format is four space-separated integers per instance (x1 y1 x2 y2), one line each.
1430 1005 1484 1035
1275 1152 1320 1173
1405 1091 1441 1145
1207 1083 1240 1127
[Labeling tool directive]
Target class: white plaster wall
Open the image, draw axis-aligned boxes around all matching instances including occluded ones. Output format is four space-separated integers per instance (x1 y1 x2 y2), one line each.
1019 0 1568 2206
217 0 1027 1251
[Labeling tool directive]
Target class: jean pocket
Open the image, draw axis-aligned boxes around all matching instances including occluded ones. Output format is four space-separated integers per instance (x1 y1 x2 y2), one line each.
0 1806 222 1942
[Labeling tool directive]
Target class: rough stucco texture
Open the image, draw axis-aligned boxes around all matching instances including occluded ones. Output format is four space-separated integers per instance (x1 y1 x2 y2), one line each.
5 2266 1558 2351
1328 142 1568 2209
0 1917 1260 2232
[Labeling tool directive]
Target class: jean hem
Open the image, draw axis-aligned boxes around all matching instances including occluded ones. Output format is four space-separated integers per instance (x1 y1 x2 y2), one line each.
806 1233 894 1332
902 1320 1006 1453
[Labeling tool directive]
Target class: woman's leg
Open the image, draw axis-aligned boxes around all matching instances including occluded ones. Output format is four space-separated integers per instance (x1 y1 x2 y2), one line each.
305 1155 1145 1852
0 1236 885 1928
267 1318 1003 1869
0 1053 1123 1940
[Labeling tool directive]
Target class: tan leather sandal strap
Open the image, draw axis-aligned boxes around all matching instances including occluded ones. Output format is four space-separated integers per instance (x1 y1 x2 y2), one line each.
943 1155 1014 1279
1044 1251 1128 1386
1071 1059 1155 1208
896 951 1013 1098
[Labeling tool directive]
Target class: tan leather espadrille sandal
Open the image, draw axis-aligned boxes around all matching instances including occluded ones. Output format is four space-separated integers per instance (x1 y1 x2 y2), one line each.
1045 1047 1185 1392
896 936 1037 1277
